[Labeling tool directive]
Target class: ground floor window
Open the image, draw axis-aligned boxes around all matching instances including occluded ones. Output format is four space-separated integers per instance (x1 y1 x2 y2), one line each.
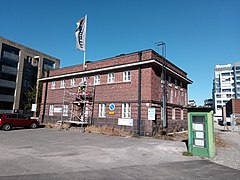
63 105 68 116
98 103 106 117
49 104 54 116
122 103 131 118
172 107 175 120
181 109 184 120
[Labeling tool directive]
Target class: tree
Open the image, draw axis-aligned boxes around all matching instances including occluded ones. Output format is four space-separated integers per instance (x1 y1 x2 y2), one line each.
24 82 42 115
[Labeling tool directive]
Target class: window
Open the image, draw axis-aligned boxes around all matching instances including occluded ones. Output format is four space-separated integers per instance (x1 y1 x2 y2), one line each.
51 81 56 89
60 80 65 88
49 104 54 116
175 79 178 86
168 76 172 86
82 76 87 83
172 108 175 120
23 80 30 88
63 105 68 116
108 72 115 83
98 103 106 117
181 109 184 120
70 78 76 87
169 89 173 103
122 103 131 118
94 75 100 85
123 71 131 82
161 107 163 120
221 72 230 77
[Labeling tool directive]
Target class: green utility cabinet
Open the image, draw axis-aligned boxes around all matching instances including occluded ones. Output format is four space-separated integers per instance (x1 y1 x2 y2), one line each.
188 108 215 158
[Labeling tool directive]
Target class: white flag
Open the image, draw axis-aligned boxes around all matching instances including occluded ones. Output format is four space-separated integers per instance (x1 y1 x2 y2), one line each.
75 15 87 51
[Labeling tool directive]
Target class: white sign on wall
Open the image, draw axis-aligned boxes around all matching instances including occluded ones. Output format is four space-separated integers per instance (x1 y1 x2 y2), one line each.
54 107 62 113
148 108 156 120
118 118 133 126
31 104 37 112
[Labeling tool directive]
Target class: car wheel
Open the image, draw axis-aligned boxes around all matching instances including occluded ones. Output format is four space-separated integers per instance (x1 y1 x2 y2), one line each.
3 124 11 131
30 123 37 129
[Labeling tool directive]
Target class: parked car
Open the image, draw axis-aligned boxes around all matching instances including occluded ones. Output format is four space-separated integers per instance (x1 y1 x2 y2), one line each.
0 113 39 131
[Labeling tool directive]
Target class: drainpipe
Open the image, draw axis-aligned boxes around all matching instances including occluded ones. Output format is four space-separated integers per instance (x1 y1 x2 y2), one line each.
41 71 49 123
138 51 142 135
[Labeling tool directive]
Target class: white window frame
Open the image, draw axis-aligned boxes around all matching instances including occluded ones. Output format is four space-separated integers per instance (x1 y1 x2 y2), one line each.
108 72 115 83
168 76 172 87
98 103 106 117
123 71 131 82
175 79 178 86
172 107 175 120
49 104 54 116
161 107 163 120
60 80 65 88
63 105 68 116
82 76 87 83
70 78 76 87
170 89 173 103
122 103 131 118
94 75 100 85
181 109 184 120
51 81 56 89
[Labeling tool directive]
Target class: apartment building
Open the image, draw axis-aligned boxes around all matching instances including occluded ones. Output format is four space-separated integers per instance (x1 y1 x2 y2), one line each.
213 63 240 121
0 36 60 114
39 49 192 136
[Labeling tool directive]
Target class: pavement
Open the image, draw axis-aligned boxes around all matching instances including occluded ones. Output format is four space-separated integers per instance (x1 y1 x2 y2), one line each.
0 128 240 179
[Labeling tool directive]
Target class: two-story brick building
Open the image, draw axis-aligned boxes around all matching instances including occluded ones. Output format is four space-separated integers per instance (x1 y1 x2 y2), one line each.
39 49 192 136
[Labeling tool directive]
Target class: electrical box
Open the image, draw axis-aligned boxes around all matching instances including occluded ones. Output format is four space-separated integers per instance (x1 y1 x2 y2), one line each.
188 108 215 158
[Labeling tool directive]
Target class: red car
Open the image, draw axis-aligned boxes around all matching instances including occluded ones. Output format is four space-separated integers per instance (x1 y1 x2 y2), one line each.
0 113 39 131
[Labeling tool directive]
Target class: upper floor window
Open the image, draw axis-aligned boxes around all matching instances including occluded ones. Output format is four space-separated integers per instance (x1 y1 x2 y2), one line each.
122 103 131 118
175 79 178 86
60 80 65 88
108 72 115 83
94 75 100 85
180 81 183 88
123 70 131 82
168 76 172 86
51 81 56 89
70 78 76 87
82 76 87 83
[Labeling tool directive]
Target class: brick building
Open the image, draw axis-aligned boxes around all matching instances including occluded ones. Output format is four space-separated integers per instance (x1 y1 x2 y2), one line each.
225 99 240 125
39 49 192 136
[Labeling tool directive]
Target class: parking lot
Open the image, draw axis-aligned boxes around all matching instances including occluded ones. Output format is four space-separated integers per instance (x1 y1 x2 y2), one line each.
0 128 240 179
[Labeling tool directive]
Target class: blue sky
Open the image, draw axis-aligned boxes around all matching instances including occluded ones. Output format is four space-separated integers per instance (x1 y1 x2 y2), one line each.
0 0 239 105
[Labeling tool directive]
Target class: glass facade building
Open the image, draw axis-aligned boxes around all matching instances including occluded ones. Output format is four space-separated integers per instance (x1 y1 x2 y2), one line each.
0 36 60 114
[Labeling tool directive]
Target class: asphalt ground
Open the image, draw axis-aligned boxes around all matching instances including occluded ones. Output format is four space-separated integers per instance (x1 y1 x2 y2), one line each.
0 128 240 179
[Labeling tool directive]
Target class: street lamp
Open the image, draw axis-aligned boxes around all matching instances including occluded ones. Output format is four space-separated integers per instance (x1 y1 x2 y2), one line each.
156 42 167 128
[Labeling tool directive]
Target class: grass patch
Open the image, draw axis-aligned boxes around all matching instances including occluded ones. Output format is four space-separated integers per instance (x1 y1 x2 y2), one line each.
43 122 70 130
85 125 132 137
182 151 193 156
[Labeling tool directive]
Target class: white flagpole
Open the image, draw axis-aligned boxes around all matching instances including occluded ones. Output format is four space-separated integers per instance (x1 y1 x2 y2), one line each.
83 14 87 68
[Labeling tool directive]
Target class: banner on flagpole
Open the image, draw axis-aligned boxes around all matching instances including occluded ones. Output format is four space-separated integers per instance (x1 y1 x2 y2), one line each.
75 15 86 51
